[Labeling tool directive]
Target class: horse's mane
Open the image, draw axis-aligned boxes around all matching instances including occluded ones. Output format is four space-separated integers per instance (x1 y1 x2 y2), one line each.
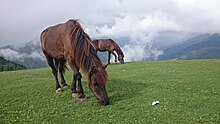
66 20 108 84
109 39 124 56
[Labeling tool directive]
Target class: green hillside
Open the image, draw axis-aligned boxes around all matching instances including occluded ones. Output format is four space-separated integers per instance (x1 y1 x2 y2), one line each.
1 60 220 123
0 57 26 72
160 34 220 60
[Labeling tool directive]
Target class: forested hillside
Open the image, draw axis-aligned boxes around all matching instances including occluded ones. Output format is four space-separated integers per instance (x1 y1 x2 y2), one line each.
0 56 26 72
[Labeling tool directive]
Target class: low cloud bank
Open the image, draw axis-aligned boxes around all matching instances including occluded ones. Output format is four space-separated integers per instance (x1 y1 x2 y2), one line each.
88 12 181 61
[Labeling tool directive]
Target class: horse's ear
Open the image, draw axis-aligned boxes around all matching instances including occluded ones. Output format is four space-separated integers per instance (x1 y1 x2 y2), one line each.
103 64 109 69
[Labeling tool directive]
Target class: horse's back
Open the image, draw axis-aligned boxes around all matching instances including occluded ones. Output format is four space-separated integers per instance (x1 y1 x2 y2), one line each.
97 39 115 51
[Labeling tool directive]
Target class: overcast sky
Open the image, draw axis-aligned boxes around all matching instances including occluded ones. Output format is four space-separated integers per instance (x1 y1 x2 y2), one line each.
0 0 220 47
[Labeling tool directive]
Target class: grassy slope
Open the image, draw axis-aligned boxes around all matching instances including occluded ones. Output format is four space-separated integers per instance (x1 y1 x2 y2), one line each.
0 60 220 123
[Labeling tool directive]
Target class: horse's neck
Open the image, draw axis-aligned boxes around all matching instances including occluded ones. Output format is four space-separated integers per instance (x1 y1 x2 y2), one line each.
91 40 99 51
114 43 123 56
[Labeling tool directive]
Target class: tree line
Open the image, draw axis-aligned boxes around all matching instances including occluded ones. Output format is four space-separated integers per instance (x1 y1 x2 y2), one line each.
0 57 26 72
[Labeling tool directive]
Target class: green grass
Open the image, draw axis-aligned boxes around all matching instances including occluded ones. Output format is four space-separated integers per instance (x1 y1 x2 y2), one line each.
1 60 220 123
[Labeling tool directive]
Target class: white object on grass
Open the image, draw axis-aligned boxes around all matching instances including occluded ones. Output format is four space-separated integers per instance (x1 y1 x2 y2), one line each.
152 101 159 105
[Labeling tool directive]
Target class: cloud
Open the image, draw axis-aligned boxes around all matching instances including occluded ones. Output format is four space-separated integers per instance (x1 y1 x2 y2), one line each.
89 11 182 37
0 48 25 62
1 0 220 61
27 51 45 61
1 0 220 43
87 12 180 61
0 48 45 62
83 0 220 61
173 0 220 34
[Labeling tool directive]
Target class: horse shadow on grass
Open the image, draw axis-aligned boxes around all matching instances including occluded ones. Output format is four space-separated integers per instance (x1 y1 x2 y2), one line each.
49 78 148 106
107 78 147 105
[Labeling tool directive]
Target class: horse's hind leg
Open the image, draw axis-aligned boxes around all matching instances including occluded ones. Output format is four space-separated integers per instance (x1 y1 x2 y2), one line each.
59 59 68 89
46 58 61 92
42 50 61 93
49 59 61 93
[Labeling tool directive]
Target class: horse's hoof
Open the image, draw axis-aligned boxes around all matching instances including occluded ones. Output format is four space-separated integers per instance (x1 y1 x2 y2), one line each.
72 93 77 97
56 88 62 93
79 97 86 102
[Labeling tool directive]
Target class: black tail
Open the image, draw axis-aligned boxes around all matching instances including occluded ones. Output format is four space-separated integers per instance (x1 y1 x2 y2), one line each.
54 59 68 74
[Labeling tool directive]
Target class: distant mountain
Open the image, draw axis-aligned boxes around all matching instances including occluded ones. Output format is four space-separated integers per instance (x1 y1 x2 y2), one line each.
0 38 47 68
0 56 26 72
152 31 191 49
1 33 219 68
159 33 220 60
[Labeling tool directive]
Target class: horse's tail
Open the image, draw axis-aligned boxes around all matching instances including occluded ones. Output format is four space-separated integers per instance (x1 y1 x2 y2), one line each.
56 59 69 74
61 63 69 74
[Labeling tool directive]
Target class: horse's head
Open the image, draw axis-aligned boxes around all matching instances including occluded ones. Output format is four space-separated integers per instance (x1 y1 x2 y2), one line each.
118 54 124 64
89 64 110 105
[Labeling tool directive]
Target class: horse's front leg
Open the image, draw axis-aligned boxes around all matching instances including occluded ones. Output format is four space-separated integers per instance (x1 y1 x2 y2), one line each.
75 72 86 101
112 51 117 64
71 74 77 97
69 62 86 100
73 72 85 101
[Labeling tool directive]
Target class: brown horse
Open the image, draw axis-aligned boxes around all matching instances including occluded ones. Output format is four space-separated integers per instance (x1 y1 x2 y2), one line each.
41 19 110 105
92 39 124 64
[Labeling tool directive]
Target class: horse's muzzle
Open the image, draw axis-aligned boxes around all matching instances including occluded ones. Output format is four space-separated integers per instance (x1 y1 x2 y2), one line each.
100 99 110 106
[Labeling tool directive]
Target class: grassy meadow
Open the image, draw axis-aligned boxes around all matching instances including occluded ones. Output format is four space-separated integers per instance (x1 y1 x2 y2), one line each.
0 60 220 123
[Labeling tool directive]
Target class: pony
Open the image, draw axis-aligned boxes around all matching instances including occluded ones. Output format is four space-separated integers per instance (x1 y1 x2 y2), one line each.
92 39 124 64
40 19 110 105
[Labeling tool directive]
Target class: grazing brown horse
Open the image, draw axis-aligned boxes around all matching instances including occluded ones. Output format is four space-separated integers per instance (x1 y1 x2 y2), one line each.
41 19 110 105
92 39 124 64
